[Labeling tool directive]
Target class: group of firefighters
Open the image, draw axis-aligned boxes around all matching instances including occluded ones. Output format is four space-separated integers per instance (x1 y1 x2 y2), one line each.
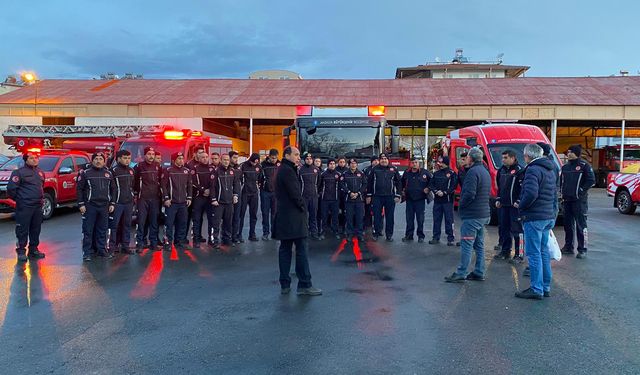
7 141 595 266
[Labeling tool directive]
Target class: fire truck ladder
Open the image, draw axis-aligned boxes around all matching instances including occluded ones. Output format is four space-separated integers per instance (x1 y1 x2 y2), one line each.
2 124 169 138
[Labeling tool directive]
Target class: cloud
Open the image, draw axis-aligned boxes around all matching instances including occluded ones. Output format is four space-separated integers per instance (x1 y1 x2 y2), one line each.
41 22 328 78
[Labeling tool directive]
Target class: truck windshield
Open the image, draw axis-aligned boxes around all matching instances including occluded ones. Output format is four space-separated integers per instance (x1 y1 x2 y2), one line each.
487 143 561 170
0 156 58 172
300 127 379 162
120 141 181 167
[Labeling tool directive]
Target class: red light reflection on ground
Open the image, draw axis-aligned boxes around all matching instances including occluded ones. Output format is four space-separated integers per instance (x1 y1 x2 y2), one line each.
352 238 364 269
130 251 163 299
169 246 179 261
184 250 212 278
330 239 348 262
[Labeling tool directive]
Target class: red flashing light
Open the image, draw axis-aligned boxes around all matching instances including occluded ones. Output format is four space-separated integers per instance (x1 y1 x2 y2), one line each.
26 147 42 154
296 105 312 116
368 105 385 117
191 131 203 137
164 130 185 140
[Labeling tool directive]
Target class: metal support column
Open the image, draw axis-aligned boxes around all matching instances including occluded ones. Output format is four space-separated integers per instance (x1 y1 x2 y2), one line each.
249 117 254 154
424 119 429 162
620 119 626 172
551 119 558 149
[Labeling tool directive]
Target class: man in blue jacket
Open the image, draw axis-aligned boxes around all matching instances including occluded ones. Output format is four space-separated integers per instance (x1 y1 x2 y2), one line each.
445 148 491 283
514 144 558 300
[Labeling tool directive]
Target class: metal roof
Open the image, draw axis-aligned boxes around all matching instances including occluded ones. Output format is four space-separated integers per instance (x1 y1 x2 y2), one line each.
1 76 640 107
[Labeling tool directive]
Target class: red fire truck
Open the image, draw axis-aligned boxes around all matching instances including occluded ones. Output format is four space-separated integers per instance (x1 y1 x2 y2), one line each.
440 122 562 224
592 145 640 187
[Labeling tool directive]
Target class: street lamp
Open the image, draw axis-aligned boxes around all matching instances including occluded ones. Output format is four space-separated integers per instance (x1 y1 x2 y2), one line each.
20 72 39 115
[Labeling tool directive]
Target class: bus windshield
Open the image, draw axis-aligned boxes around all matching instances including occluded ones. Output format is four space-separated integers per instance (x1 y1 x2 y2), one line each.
487 143 561 170
300 127 379 162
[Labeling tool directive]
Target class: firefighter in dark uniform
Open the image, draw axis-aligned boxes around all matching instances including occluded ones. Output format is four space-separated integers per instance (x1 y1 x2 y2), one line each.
428 156 458 246
7 150 46 262
299 152 321 240
190 152 214 248
366 153 402 242
212 154 240 247
238 153 262 242
560 144 595 259
134 147 162 252
335 156 348 235
401 157 432 243
186 147 206 242
161 152 192 251
339 158 367 241
363 156 379 230
259 149 279 241
319 159 341 239
229 150 244 243
494 149 523 261
313 157 324 229
109 150 135 254
77 152 114 261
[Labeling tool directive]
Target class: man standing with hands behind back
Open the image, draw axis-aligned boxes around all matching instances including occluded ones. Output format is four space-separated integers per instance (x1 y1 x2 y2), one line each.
274 146 322 297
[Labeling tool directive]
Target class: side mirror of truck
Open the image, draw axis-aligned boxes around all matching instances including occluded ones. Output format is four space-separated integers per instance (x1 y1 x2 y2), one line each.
59 167 73 175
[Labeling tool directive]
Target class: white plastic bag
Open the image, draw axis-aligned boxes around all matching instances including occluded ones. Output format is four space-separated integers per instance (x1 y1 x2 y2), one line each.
549 230 562 261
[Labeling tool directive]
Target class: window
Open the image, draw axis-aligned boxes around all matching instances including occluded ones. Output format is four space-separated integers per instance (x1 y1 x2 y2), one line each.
59 157 74 171
74 156 89 171
0 156 58 172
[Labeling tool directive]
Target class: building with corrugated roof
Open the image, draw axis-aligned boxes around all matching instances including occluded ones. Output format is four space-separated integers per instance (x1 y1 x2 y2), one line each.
0 76 639 157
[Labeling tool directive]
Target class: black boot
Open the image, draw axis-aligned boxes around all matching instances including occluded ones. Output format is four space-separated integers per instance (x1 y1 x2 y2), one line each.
28 249 46 259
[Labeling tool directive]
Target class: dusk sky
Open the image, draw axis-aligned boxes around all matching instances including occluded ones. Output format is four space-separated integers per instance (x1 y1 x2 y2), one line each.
2 0 638 80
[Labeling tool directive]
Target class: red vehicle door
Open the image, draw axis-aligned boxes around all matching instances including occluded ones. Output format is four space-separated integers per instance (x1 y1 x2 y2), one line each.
56 156 77 203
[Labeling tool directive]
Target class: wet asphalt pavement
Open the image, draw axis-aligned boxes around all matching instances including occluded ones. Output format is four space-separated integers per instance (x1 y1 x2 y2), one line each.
0 189 639 374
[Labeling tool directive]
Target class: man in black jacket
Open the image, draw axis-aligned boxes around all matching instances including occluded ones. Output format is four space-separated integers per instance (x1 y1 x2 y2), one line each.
340 158 367 241
211 154 240 247
229 150 244 244
162 152 192 251
273 146 322 296
77 152 115 261
363 156 379 230
445 148 491 283
560 144 595 259
190 153 214 248
319 159 341 239
238 153 262 242
335 156 348 234
428 156 457 246
109 150 135 254
494 149 523 261
259 149 279 241
134 147 162 252
299 152 321 240
401 157 431 243
7 150 46 262
366 153 402 242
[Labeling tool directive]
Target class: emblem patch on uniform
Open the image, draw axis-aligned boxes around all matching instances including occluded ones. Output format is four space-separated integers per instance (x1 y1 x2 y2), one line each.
390 168 395 172
422 174 427 179
357 173 361 177
104 173 110 178
230 171 234 175
335 174 339 179
576 166 581 171
190 170 196 174
277 163 281 167
12 176 19 183
211 175 215 179
340 176 344 180
255 167 260 172
183 170 188 174
446 173 451 178
510 170 516 174
129 170 134 175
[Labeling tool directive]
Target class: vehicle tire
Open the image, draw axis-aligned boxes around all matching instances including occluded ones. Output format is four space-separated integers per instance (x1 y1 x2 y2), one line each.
42 193 55 220
616 190 636 215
